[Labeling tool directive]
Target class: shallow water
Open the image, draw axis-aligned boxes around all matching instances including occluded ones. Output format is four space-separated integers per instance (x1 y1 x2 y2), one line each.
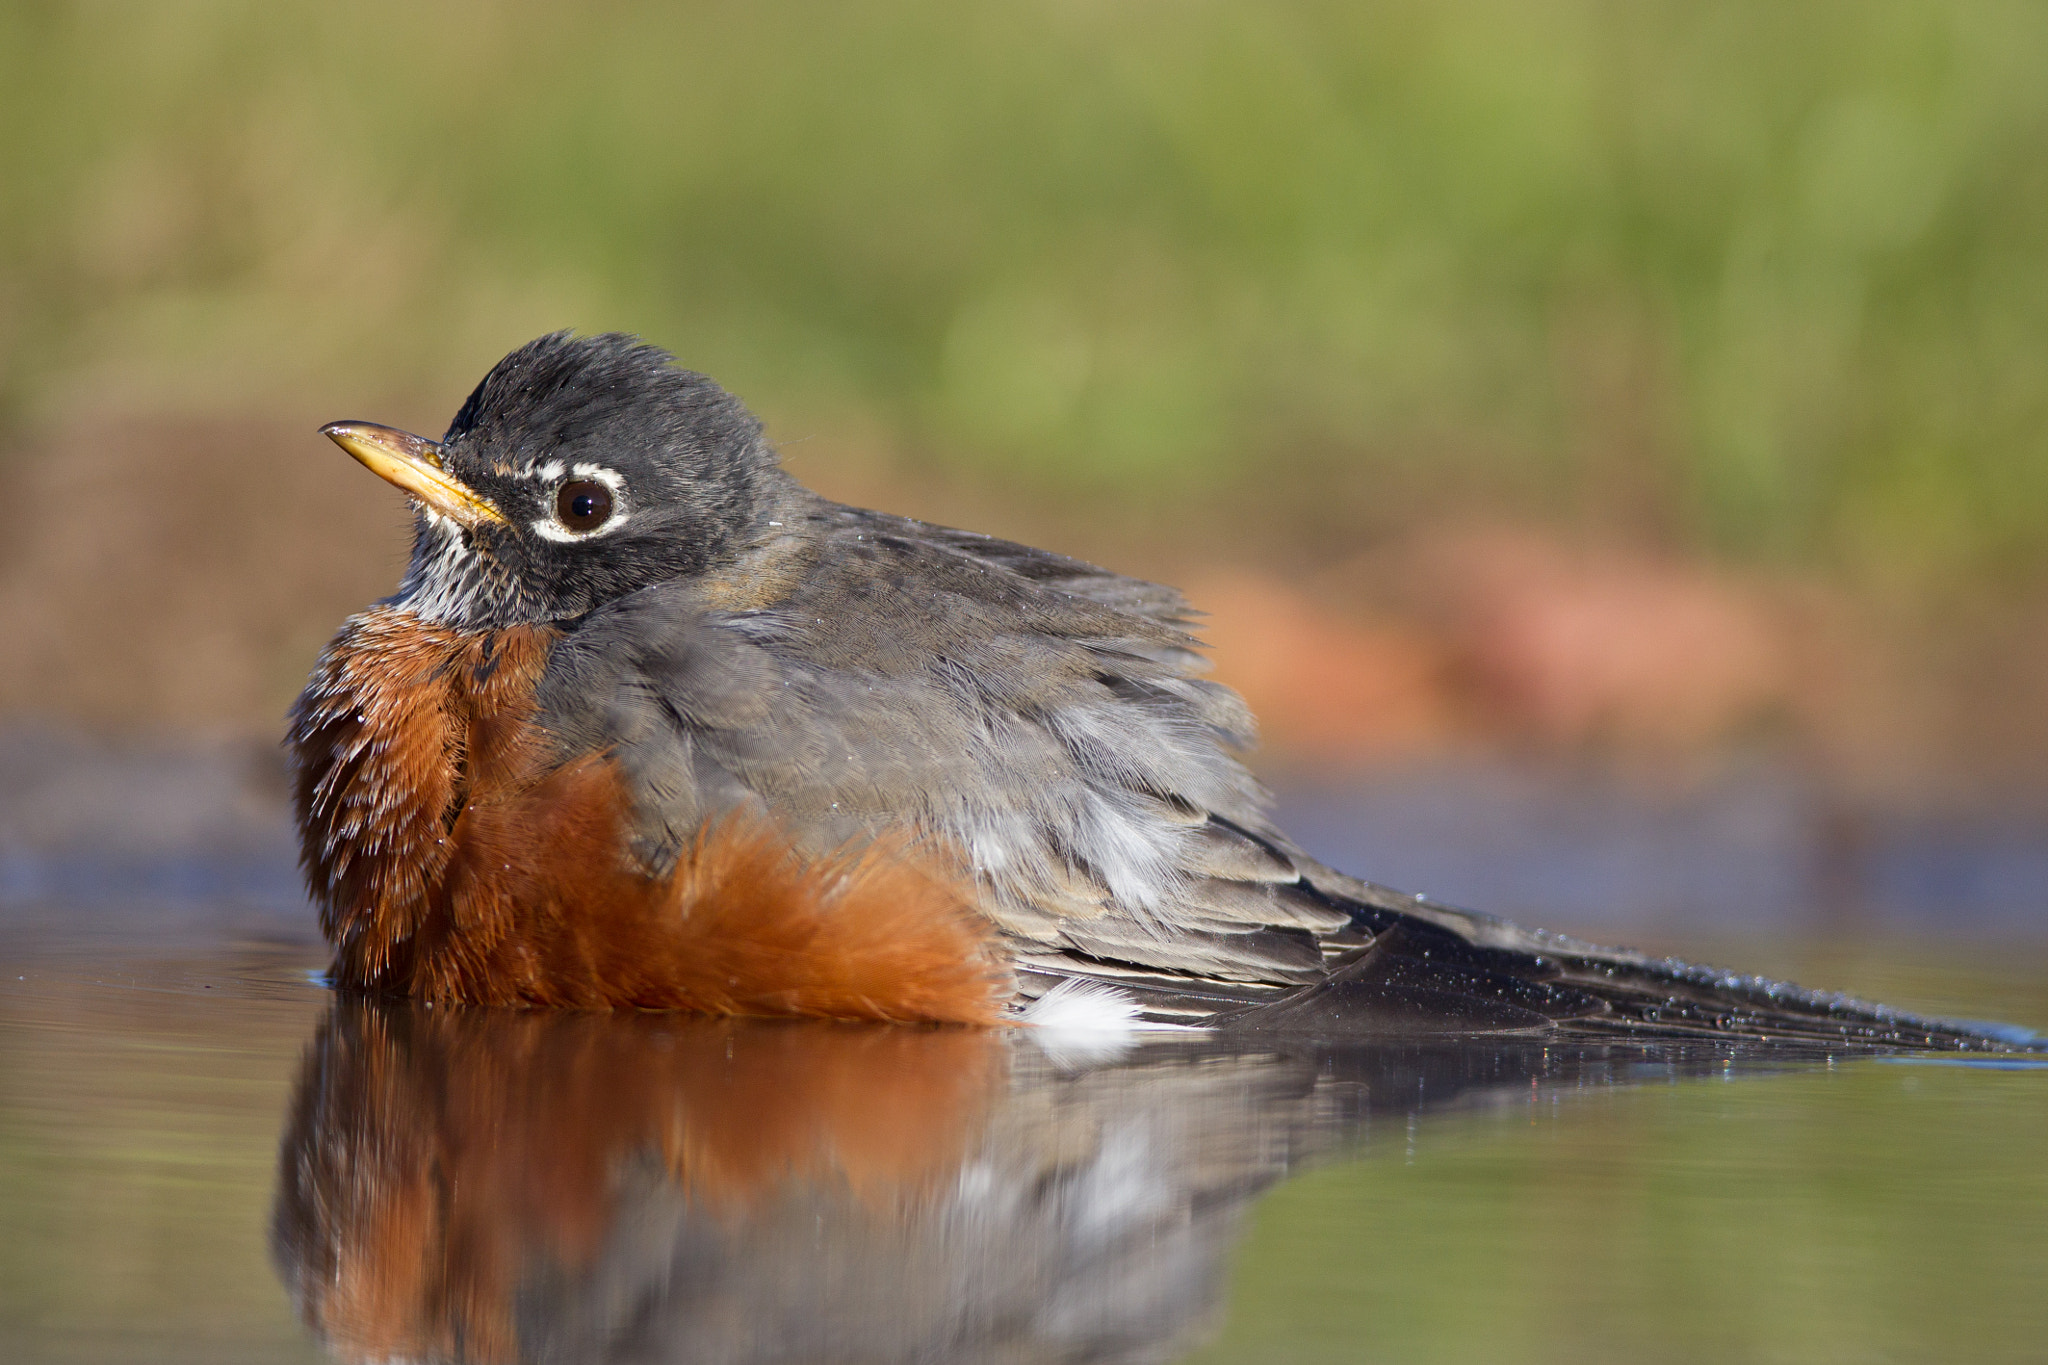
2 927 2044 1365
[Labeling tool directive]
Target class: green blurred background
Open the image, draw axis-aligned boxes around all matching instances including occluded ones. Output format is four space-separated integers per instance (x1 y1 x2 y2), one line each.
3 0 2047 782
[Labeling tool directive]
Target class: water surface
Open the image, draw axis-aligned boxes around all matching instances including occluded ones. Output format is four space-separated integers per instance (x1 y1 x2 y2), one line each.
2 928 2043 1364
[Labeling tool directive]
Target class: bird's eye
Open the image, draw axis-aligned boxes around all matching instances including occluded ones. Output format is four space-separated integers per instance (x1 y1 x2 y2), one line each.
555 479 614 533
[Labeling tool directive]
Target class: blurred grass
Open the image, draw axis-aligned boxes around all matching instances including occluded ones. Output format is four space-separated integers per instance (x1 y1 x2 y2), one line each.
4 0 2048 588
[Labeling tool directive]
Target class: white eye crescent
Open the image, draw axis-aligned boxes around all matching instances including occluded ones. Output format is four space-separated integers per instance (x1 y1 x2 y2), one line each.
531 464 629 542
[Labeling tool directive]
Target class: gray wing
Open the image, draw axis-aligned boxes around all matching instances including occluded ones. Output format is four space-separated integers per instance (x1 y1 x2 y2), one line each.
536 504 1363 999
898 514 1204 631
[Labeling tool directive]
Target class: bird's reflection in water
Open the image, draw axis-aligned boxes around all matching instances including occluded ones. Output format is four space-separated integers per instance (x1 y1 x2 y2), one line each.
271 1000 1806 1364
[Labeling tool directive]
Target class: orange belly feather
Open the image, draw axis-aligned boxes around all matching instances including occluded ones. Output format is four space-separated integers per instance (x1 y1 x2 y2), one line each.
290 606 1006 1024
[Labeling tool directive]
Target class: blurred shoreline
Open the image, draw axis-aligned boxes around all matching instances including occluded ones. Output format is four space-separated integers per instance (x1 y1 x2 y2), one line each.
6 721 2043 947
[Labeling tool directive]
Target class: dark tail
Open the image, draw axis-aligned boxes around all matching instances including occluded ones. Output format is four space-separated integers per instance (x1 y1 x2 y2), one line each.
1225 881 2043 1053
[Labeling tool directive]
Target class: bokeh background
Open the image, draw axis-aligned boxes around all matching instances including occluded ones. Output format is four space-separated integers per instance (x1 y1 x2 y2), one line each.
6 10 2048 1361
4 0 2048 935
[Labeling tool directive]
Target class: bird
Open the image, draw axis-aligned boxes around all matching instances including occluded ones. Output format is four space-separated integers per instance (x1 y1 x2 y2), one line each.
290 331 2032 1049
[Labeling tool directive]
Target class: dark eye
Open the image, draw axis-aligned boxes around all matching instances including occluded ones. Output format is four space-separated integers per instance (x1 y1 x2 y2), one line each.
555 479 614 532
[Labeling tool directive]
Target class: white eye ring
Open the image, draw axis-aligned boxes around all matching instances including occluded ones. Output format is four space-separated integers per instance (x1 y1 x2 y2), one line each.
531 463 630 542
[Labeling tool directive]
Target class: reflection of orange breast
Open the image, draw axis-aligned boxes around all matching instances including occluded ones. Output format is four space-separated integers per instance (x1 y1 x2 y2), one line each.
289 605 1006 1023
276 1003 1006 1365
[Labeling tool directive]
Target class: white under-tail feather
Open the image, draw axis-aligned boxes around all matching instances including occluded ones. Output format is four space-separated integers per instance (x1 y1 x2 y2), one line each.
1019 978 1205 1034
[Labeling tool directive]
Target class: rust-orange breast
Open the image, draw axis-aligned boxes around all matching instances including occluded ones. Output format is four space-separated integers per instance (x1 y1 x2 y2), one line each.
289 606 1005 1023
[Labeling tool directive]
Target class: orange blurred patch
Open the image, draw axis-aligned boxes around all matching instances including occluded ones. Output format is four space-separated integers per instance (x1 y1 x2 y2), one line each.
1414 528 1791 749
1186 528 1795 763
1186 569 1458 761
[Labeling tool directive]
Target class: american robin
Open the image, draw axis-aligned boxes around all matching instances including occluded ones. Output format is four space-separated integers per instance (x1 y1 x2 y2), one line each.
291 332 2026 1047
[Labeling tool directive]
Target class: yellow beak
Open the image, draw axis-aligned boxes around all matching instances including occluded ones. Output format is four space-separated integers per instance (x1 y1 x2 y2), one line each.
319 422 505 527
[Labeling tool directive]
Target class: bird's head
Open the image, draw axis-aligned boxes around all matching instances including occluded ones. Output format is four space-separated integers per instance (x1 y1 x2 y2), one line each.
322 331 780 627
